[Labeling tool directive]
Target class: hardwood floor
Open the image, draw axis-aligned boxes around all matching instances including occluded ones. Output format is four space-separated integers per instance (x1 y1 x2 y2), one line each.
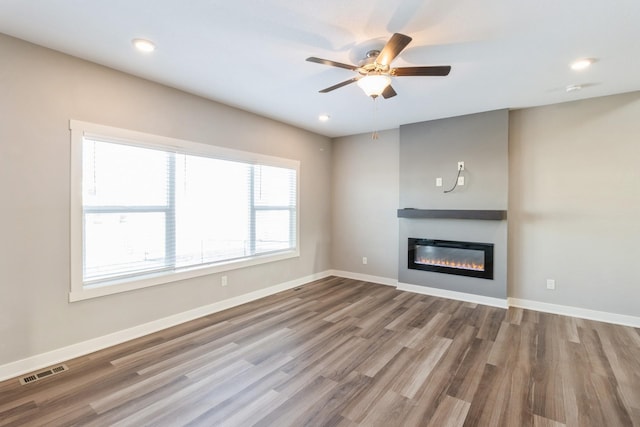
1 276 639 426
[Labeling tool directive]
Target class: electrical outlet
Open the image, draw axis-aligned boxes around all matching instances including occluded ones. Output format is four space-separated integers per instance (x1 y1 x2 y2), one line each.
436 177 443 187
457 176 465 186
546 279 555 290
221 275 228 287
362 257 368 265
458 161 465 171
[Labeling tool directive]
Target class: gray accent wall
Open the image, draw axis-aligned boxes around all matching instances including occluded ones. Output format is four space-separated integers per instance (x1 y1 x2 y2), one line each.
399 110 509 210
398 110 509 298
0 33 332 366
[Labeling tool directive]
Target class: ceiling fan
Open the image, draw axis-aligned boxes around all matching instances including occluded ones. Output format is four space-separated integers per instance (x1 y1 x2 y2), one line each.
306 33 451 99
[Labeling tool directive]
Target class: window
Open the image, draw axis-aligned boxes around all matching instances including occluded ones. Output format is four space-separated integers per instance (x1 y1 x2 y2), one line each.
70 121 299 301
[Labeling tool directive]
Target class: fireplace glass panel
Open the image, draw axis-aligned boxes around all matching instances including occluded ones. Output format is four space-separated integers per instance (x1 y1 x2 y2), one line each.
415 245 484 272
408 238 494 280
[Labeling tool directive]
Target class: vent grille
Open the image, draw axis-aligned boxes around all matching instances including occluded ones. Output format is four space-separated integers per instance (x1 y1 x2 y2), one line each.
19 364 69 385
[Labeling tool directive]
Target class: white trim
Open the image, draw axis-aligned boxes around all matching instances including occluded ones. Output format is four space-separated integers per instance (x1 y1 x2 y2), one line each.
69 122 84 293
69 250 299 302
508 298 640 328
396 282 509 309
329 270 397 287
69 119 300 301
0 270 331 382
334 271 639 327
69 120 299 168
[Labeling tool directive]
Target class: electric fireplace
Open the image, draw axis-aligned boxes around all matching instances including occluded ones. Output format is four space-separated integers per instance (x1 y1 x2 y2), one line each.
408 238 494 280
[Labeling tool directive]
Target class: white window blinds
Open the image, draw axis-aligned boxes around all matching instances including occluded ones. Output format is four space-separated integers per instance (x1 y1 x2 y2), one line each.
73 124 298 294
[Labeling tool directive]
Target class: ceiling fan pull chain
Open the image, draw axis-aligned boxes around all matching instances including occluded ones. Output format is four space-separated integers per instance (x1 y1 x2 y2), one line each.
371 97 379 140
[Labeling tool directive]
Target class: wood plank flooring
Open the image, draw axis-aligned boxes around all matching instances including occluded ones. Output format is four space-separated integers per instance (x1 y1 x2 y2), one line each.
1 276 639 426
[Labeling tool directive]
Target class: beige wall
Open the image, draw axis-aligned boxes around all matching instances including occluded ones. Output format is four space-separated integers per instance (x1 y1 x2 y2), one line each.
0 34 332 366
331 129 399 280
509 92 640 316
2 29 639 369
331 92 640 317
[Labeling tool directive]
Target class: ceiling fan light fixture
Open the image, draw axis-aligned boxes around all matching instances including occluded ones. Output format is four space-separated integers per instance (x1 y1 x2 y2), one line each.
357 74 391 98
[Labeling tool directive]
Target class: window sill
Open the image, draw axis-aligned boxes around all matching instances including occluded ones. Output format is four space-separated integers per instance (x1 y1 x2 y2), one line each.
69 249 299 302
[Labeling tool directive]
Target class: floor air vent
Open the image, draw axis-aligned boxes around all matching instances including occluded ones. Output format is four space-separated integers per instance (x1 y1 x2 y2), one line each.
20 364 69 385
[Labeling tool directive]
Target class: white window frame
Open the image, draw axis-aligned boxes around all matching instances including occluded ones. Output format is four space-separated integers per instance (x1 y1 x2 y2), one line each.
69 120 300 302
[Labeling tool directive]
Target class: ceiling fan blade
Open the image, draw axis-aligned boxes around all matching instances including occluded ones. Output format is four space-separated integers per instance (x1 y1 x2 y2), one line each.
376 33 413 66
393 66 451 76
306 57 358 71
381 85 397 99
319 77 359 93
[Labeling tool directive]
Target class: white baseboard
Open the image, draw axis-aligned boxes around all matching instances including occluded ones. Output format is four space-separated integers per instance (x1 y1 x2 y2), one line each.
395 284 640 327
0 270 332 383
5 271 638 383
328 270 397 287
396 282 509 309
508 298 640 328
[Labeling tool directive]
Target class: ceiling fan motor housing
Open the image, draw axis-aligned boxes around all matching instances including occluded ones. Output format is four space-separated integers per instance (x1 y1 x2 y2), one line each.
359 50 390 75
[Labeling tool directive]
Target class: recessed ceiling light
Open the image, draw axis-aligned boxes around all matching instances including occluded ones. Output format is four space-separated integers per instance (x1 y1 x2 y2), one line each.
132 38 156 53
570 58 593 71
318 114 330 122
566 84 582 92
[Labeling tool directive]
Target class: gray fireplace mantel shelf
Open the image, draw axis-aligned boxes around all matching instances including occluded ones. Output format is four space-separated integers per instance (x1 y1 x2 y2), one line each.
397 209 507 220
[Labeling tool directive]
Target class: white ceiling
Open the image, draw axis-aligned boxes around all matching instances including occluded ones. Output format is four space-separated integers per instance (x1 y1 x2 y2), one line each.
1 0 639 138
